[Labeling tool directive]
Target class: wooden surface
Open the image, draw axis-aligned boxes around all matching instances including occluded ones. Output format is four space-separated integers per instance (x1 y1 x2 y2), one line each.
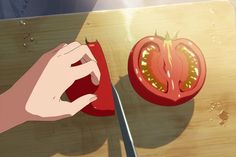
1 0 236 156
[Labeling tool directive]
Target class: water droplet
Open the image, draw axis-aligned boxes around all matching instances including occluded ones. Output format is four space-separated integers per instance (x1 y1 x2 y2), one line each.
30 37 34 42
23 43 27 47
19 20 26 26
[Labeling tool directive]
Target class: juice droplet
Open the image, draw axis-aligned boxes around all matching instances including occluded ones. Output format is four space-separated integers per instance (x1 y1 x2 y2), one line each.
218 110 229 121
219 120 225 126
208 101 229 126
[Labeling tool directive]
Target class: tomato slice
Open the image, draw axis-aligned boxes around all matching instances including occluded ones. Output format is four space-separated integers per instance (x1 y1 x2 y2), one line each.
128 34 206 106
66 41 115 116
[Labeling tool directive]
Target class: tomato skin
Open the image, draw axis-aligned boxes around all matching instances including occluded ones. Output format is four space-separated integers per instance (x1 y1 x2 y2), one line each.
128 35 206 106
66 41 115 116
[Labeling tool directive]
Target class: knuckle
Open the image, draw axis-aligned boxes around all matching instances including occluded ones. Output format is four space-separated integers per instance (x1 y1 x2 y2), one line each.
25 104 32 113
78 44 87 51
25 104 40 116
82 44 88 49
88 60 97 68
71 41 81 46
61 42 67 46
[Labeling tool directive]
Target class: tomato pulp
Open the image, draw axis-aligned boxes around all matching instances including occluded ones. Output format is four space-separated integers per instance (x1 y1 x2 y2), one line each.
66 41 115 116
128 34 206 106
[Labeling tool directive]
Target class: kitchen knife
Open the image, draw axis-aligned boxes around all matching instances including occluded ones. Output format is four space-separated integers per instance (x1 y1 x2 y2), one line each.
112 86 138 157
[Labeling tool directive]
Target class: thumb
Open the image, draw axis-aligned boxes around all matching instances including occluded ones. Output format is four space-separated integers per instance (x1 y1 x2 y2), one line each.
61 94 97 116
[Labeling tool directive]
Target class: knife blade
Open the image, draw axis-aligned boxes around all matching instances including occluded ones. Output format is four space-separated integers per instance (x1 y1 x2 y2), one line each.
112 85 138 157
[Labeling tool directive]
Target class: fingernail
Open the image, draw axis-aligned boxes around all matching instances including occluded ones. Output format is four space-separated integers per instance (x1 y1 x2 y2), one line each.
92 59 97 63
92 77 100 86
89 95 97 103
63 43 68 47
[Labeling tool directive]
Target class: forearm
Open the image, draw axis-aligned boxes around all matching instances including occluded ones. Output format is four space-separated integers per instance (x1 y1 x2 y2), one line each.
0 90 27 133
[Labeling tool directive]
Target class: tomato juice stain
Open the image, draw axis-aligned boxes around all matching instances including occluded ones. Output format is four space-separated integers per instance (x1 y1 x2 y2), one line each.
208 101 229 126
218 110 229 126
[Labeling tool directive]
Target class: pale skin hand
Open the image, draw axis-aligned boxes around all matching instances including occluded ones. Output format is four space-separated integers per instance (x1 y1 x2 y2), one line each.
0 42 100 133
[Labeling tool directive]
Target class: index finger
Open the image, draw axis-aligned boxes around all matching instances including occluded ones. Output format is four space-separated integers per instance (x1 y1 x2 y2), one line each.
63 44 97 64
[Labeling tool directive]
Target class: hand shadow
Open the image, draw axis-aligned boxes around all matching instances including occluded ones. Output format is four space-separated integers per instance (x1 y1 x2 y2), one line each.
0 112 122 157
114 75 194 148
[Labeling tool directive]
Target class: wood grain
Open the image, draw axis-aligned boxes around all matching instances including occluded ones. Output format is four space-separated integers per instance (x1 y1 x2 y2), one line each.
0 0 236 157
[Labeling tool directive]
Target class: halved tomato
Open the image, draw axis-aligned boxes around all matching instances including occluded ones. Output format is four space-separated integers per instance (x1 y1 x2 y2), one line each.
66 40 115 116
128 34 206 106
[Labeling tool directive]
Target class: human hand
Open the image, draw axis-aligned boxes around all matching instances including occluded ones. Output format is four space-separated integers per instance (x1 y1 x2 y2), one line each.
0 42 100 133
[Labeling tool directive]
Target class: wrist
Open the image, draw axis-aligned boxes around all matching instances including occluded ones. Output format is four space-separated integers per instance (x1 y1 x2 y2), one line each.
0 89 28 133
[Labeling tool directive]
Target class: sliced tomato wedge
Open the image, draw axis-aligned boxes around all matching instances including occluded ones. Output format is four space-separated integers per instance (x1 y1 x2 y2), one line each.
66 41 114 116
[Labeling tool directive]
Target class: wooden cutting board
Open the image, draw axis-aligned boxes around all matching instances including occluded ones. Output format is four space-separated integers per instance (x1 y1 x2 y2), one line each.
0 0 236 156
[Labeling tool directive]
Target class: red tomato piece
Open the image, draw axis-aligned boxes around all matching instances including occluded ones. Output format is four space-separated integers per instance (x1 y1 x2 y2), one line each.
66 41 115 116
128 34 206 106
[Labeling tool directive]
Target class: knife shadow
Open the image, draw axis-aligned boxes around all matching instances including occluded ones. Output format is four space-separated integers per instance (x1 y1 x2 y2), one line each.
114 75 194 148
